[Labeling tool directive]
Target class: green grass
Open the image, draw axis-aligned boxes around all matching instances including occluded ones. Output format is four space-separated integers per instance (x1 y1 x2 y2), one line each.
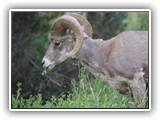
12 68 140 109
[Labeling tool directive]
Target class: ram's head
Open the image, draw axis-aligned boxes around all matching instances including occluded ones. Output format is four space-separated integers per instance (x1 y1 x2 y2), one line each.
42 13 92 73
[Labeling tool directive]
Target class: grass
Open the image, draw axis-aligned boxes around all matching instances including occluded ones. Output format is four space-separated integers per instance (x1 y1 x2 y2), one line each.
12 68 143 109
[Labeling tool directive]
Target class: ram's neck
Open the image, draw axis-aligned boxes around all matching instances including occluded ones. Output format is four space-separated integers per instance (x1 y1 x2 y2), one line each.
75 37 111 79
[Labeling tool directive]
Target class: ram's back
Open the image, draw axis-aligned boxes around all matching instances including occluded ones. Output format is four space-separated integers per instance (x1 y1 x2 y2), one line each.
104 31 148 78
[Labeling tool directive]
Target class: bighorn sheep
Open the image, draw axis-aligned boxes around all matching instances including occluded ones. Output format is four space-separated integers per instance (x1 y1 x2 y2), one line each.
42 13 148 108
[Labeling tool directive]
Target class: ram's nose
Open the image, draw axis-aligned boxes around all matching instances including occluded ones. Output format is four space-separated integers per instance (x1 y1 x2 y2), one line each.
42 60 45 66
42 57 51 68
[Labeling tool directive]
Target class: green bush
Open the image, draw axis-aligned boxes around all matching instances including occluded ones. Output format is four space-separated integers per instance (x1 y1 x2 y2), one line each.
12 82 55 108
123 12 149 30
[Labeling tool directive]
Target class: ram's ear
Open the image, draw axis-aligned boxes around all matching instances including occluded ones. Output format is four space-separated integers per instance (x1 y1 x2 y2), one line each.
66 29 76 39
66 29 73 35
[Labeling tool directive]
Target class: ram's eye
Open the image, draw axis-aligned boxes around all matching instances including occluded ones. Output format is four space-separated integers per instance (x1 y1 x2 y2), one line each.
55 42 61 47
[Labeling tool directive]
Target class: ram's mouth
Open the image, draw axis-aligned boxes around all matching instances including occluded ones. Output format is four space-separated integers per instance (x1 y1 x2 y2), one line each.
41 64 51 76
41 63 56 76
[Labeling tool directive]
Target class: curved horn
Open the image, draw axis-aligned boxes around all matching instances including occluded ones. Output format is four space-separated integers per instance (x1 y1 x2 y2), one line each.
67 13 93 38
51 15 83 57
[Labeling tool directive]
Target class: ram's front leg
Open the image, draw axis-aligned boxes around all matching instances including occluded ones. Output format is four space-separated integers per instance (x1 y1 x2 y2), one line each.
129 68 148 108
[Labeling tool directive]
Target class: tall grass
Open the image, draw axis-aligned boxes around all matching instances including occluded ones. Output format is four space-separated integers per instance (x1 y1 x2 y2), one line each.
12 67 143 109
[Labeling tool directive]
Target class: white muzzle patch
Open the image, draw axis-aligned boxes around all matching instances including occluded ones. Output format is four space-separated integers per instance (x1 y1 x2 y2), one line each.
42 57 52 68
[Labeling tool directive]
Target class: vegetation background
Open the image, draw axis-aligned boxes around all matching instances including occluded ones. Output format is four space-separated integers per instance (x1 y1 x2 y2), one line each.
11 11 149 108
